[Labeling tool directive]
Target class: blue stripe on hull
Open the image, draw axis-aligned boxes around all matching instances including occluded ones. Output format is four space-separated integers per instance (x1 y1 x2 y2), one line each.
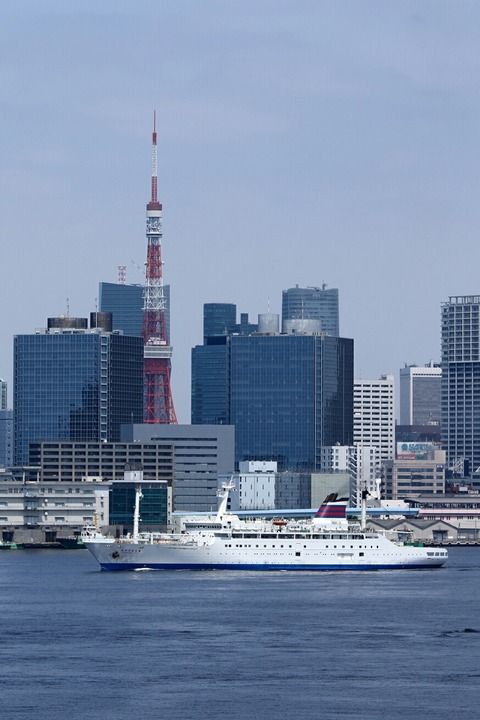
99 562 443 572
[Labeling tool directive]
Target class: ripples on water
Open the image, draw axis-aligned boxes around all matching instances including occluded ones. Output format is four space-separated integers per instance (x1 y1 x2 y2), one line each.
0 548 479 720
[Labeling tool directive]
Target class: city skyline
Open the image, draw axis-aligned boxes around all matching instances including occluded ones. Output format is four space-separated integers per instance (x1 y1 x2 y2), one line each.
2 2 480 422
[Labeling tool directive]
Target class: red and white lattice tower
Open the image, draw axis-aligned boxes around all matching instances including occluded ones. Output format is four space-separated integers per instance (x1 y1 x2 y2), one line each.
142 112 177 423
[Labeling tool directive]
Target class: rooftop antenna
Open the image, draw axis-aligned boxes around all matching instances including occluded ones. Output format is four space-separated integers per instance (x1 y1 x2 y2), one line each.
118 265 127 285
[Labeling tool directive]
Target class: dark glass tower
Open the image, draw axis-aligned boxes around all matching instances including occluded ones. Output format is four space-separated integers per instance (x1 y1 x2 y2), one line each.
191 343 229 425
282 285 339 336
203 303 237 343
14 323 144 465
99 282 170 341
192 304 258 424
230 333 353 470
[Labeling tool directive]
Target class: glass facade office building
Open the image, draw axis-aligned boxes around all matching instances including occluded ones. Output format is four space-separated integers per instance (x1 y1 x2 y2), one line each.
230 334 353 470
203 303 237 342
192 303 258 425
399 364 441 426
191 342 229 425
192 302 352 470
282 286 339 337
110 484 168 528
14 329 144 465
99 281 170 341
441 296 480 479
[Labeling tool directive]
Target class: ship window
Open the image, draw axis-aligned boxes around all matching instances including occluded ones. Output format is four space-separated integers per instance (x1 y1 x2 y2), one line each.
360 552 364 557
295 552 301 557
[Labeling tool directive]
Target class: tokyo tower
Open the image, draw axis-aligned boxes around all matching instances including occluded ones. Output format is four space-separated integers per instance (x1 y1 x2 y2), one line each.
142 112 177 423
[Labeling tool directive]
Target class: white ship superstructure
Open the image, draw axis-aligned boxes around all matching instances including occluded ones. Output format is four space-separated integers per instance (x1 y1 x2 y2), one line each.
82 483 448 571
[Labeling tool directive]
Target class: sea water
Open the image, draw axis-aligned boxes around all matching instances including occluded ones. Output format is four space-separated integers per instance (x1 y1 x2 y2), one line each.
0 547 478 720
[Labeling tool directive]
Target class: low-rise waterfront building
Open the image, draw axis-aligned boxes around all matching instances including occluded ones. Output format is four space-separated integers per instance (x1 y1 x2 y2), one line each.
383 454 446 499
368 517 459 544
404 493 480 537
0 471 109 545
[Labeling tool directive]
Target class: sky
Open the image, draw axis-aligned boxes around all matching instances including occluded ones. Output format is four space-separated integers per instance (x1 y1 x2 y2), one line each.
1 1 480 422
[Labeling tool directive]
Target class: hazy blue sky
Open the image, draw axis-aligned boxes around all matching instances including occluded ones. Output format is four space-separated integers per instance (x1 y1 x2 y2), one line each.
1 1 480 421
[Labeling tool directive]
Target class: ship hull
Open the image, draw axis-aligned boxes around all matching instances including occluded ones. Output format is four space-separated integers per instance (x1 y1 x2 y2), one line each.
84 536 447 571
97 562 444 571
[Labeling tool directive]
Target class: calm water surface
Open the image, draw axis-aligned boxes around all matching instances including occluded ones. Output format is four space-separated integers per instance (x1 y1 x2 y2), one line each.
0 547 479 720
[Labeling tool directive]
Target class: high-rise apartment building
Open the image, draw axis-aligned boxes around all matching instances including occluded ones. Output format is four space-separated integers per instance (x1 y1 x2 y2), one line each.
282 285 339 337
441 295 480 478
0 379 11 468
399 363 441 426
0 410 13 468
14 315 144 465
354 375 395 470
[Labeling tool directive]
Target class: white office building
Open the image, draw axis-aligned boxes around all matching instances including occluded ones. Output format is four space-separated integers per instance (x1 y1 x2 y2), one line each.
321 445 378 504
354 375 395 470
222 460 277 511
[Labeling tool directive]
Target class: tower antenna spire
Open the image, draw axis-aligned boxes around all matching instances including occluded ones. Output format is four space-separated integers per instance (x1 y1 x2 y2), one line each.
150 110 158 205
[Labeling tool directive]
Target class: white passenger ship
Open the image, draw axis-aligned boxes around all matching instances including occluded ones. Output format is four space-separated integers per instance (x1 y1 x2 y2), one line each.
81 483 448 571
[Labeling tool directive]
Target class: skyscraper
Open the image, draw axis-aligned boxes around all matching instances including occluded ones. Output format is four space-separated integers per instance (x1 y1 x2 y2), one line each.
0 410 13 468
203 303 237 342
191 343 229 425
399 363 441 426
191 304 258 425
13 315 144 465
441 295 480 478
99 281 170 341
230 331 353 469
192 304 353 467
99 282 144 337
282 285 339 337
354 375 395 469
0 379 12 468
